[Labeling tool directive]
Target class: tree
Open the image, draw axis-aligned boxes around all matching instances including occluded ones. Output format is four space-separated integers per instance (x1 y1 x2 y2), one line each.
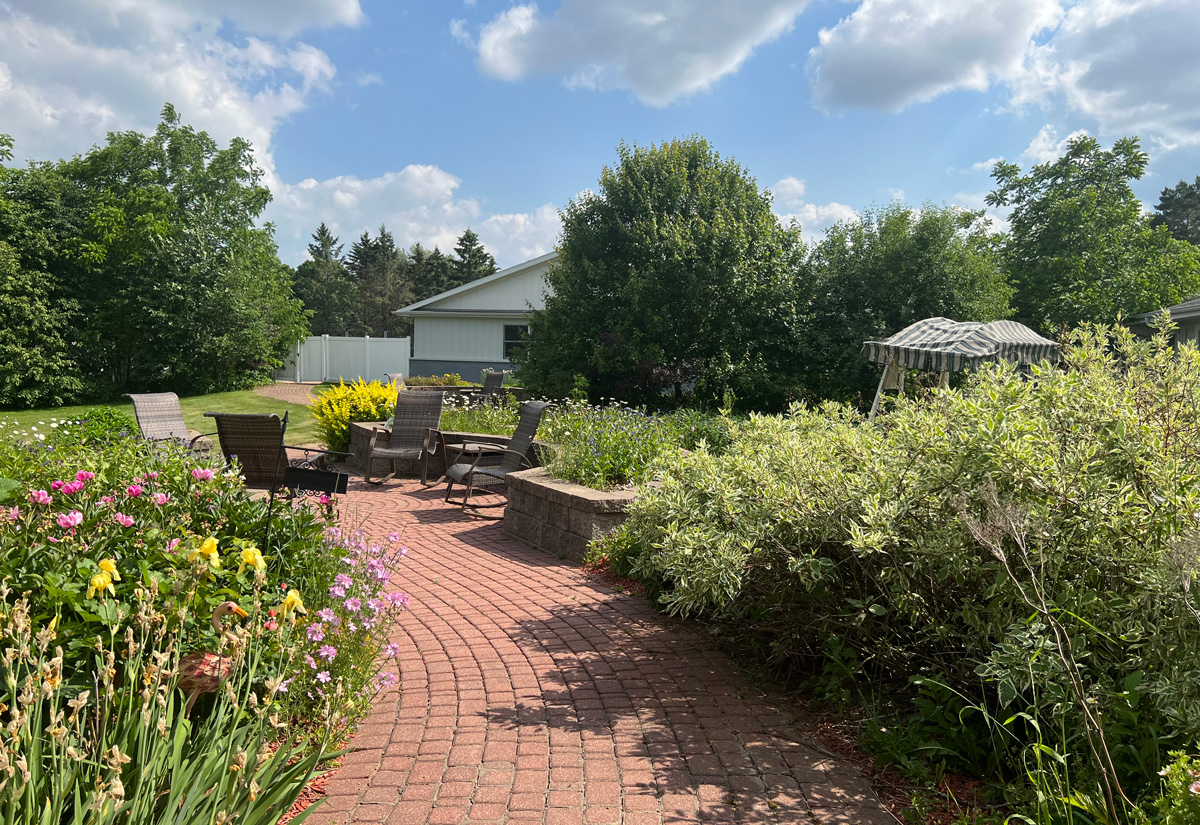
294 223 360 335
1153 176 1200 245
800 202 1013 404
517 137 805 408
987 135 1200 331
58 104 308 395
449 228 497 290
348 226 410 337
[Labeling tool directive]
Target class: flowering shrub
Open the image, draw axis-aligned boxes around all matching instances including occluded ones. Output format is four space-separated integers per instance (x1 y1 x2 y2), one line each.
310 378 400 452
406 372 470 386
439 393 521 435
1144 752 1200 824
539 401 734 489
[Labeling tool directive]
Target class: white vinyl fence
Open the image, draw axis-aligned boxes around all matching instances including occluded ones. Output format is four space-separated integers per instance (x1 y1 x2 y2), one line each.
274 335 410 384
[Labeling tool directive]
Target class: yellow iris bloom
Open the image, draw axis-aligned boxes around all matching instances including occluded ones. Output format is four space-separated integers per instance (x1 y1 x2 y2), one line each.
280 589 306 621
237 545 266 576
189 536 221 569
98 558 120 582
87 572 114 600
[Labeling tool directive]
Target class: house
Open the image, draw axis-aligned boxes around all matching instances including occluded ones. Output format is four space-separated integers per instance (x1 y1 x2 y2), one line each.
1133 296 1200 345
392 251 558 380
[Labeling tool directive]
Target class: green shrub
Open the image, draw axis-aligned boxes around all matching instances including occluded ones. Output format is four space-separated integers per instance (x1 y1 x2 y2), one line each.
310 378 398 452
602 325 1200 816
407 373 470 386
440 394 521 435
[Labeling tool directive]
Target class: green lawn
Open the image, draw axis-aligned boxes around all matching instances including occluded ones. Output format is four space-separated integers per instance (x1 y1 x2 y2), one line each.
0 389 321 445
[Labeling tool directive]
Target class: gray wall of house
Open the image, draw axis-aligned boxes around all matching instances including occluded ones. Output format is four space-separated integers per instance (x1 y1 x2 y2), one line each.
409 359 512 382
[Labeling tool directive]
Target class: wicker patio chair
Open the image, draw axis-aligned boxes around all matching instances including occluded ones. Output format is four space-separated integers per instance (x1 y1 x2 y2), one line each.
444 400 550 515
480 370 504 399
125 392 214 454
382 372 406 388
364 391 444 485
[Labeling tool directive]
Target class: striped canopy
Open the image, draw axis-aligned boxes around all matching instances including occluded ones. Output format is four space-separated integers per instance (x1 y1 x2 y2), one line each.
862 317 1061 373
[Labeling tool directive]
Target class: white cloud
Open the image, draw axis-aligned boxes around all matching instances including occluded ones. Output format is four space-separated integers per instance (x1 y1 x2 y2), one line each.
1021 124 1090 164
888 188 904 202
971 157 1003 172
808 0 1063 110
449 19 474 48
266 168 562 268
355 71 382 87
471 0 811 106
770 176 858 242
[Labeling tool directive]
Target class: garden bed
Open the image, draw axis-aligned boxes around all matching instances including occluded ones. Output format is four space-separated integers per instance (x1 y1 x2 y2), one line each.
346 423 542 477
503 467 635 562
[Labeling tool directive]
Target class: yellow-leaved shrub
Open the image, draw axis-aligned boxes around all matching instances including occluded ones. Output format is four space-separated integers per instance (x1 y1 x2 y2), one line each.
311 378 399 452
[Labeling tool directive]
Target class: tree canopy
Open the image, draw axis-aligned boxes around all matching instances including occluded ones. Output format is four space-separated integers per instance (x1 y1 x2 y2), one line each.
799 202 1013 404
517 137 805 408
0 106 309 404
987 135 1200 331
1153 176 1200 245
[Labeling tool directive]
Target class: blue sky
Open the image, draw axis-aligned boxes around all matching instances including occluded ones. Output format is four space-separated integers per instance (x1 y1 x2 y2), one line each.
2 0 1199 268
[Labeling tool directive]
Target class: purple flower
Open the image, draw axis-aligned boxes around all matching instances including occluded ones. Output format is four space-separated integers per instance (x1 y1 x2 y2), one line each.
386 592 411 608
316 671 331 684
306 622 325 642
277 677 293 694
329 585 345 598
317 645 337 662
347 621 358 633
367 598 383 614
304 654 318 670
316 608 336 622
334 573 353 588
387 531 401 543
378 671 399 689
344 597 361 613
384 643 400 658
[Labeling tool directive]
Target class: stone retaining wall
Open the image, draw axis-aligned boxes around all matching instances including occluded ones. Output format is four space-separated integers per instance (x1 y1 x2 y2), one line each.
503 468 635 563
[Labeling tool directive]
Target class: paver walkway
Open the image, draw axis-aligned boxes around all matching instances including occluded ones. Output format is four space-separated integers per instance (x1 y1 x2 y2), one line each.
313 480 895 825
255 381 321 405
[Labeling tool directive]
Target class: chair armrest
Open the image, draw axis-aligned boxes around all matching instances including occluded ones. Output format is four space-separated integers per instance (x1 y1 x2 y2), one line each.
187 430 217 448
499 448 533 469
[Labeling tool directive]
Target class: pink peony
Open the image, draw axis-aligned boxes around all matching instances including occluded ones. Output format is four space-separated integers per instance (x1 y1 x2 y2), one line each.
28 490 52 506
75 471 95 483
61 480 84 495
113 512 134 528
153 492 170 506
50 480 64 491
56 510 83 530
191 468 214 482
126 484 143 498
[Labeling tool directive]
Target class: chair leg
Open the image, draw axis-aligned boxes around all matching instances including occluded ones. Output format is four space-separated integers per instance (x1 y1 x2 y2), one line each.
444 477 455 503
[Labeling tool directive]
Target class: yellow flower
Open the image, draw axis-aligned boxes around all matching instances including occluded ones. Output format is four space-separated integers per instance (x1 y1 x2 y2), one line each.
279 589 306 621
87 572 114 600
237 545 266 577
189 536 221 569
98 558 120 582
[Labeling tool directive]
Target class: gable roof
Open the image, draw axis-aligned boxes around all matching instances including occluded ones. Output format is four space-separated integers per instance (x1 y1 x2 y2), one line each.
393 250 558 316
1138 295 1200 323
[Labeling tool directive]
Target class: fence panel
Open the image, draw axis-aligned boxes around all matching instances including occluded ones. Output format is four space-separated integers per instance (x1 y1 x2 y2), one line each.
273 335 410 384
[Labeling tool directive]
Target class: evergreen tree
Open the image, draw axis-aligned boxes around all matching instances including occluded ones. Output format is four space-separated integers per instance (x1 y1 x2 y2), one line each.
449 228 497 290
1153 176 1200 245
307 221 344 262
348 226 411 337
294 224 359 335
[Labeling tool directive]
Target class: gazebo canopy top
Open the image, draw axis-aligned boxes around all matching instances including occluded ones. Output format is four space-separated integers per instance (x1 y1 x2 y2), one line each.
862 317 1061 373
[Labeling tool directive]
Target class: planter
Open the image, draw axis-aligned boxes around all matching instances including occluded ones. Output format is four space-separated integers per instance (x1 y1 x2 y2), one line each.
503 468 635 563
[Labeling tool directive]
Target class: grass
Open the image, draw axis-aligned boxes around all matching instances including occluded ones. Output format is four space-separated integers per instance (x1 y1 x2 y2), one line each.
0 388 320 445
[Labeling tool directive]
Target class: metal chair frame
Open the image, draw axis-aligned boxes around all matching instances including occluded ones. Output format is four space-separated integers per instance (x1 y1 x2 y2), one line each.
364 391 444 485
125 392 215 453
444 401 550 516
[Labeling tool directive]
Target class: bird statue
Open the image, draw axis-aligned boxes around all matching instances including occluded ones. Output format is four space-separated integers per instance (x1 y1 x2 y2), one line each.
177 601 250 714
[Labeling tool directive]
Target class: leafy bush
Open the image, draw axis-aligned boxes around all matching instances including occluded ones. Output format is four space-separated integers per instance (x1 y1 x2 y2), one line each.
601 326 1200 817
63 405 139 444
310 378 399 452
406 373 470 387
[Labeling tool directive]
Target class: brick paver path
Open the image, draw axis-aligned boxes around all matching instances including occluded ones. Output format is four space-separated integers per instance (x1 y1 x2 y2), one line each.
312 480 895 825
254 381 321 405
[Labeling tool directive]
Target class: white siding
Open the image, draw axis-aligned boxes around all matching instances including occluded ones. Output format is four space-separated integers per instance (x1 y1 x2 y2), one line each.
414 317 524 361
434 262 551 311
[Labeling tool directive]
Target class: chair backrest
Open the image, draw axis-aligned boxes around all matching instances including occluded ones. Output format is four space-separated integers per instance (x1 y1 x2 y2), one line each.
481 370 504 395
125 392 189 441
388 391 443 449
383 372 406 388
500 401 550 472
205 412 288 490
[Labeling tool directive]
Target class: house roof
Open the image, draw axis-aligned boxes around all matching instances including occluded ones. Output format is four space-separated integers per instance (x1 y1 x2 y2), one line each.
392 250 558 316
1137 295 1200 323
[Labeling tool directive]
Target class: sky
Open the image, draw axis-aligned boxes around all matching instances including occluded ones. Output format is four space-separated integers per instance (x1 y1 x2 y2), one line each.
2 0 1199 269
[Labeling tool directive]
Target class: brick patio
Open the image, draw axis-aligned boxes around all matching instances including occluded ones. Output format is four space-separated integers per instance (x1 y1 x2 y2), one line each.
311 479 895 825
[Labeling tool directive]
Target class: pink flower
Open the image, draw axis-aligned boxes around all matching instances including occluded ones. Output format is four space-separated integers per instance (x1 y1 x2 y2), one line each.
277 677 292 693
317 645 337 662
316 671 331 684
367 598 383 613
126 484 143 498
100 495 115 505
385 592 411 608
153 492 170 506
56 510 83 530
76 471 95 483
384 643 400 658
334 573 353 588
306 623 325 642
191 468 214 482
329 585 345 598
378 671 399 690
344 597 361 612
318 494 332 505
28 490 52 506
50 480 64 491
113 512 134 528
5 506 19 522
400 546 409 558
167 538 181 553
263 619 278 632
61 480 84 495
387 531 401 543
1191 780 1200 795
304 654 318 670
316 608 336 622
147 471 158 480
